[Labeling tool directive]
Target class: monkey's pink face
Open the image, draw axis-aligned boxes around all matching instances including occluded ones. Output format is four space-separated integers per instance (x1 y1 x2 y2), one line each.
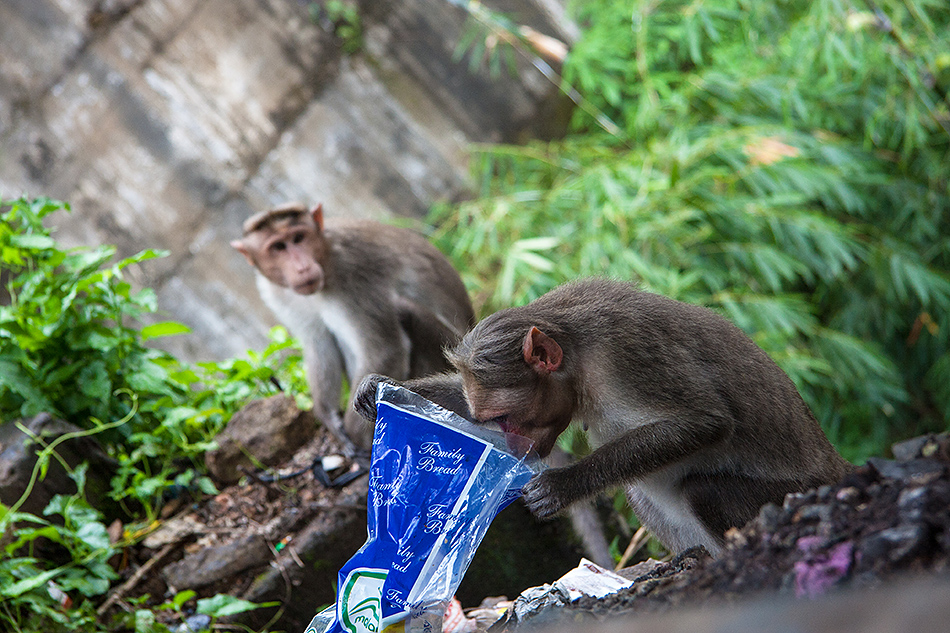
259 226 327 295
463 376 574 458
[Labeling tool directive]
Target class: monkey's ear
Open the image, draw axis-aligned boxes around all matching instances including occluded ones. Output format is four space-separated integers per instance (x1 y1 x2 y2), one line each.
310 203 324 231
523 326 563 374
230 239 254 265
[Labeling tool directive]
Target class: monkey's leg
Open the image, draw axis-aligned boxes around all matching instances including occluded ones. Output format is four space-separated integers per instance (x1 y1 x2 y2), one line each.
682 471 824 543
394 297 467 377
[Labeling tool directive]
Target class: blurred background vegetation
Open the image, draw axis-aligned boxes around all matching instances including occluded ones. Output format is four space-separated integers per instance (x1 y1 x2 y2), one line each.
437 0 950 463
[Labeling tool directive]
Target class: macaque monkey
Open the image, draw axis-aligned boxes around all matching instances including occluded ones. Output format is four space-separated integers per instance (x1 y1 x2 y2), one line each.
232 202 475 453
354 278 853 556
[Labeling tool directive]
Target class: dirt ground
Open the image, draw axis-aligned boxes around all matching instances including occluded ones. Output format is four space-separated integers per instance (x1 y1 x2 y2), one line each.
119 430 950 631
547 433 950 626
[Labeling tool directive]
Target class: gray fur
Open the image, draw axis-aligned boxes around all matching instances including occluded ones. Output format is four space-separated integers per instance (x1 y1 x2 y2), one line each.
355 278 852 554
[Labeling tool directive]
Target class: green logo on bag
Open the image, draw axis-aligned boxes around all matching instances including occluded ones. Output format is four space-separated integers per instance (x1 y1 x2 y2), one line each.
339 568 388 633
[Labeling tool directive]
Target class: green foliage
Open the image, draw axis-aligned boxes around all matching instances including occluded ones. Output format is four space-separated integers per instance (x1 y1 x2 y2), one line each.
309 0 364 54
0 415 140 632
1 197 307 631
453 1 522 79
1 198 167 427
1 197 307 513
432 0 950 463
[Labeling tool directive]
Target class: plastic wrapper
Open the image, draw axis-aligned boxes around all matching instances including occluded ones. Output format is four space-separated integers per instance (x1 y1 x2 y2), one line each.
304 383 539 633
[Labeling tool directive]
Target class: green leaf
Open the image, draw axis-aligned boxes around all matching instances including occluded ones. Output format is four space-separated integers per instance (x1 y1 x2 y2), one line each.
9 234 56 249
126 359 171 394
75 521 112 551
196 594 276 617
135 609 157 633
78 361 111 400
140 321 192 340
0 360 52 412
1 567 61 597
171 589 197 610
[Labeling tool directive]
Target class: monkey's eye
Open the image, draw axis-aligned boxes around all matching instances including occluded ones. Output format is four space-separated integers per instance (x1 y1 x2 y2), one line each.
271 241 287 252
292 233 306 244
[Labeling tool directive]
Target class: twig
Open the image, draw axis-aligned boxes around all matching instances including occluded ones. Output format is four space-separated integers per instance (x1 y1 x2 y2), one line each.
97 542 178 616
615 525 649 570
287 543 305 568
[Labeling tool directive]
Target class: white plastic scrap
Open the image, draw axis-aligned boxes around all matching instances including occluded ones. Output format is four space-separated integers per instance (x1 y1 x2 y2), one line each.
505 558 635 624
554 558 636 600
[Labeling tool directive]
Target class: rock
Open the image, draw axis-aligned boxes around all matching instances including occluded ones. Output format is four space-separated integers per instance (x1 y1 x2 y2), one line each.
891 433 950 461
204 394 316 484
793 539 854 598
835 486 861 504
163 534 272 591
755 502 782 533
616 559 664 582
794 503 833 526
0 413 120 520
866 457 945 485
859 525 930 568
175 614 211 633
897 486 929 523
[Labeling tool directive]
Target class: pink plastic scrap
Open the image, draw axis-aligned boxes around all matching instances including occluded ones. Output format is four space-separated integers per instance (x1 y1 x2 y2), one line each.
793 536 854 599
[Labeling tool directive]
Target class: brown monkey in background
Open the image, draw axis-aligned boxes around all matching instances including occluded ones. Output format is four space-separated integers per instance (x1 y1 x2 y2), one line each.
232 202 475 453
354 278 852 556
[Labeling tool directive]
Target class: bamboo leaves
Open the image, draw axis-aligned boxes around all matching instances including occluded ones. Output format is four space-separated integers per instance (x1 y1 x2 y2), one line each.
431 0 950 462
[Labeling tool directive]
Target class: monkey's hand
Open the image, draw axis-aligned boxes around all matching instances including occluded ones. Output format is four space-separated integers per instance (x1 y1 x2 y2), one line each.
522 468 573 519
353 374 397 422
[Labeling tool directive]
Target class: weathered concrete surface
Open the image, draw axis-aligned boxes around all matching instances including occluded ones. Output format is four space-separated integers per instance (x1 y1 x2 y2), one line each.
0 0 575 361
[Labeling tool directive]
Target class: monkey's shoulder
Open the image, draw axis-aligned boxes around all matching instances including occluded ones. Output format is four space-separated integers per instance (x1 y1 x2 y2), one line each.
323 218 433 250
324 220 456 275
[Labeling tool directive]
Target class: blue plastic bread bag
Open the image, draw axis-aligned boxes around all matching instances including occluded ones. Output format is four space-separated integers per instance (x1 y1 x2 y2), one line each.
304 382 538 633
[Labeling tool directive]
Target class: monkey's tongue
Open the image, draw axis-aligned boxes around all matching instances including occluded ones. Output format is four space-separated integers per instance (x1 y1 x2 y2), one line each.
496 420 526 438
487 415 528 439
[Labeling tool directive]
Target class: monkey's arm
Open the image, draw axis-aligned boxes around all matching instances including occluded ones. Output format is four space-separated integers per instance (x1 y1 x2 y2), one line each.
524 413 732 518
353 372 471 422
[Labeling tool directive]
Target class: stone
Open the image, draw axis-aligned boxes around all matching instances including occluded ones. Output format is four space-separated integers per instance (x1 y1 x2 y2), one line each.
897 487 929 524
0 413 119 520
163 534 271 590
835 486 861 504
866 457 945 486
795 504 833 525
859 524 930 567
204 394 316 484
891 433 950 461
756 502 782 533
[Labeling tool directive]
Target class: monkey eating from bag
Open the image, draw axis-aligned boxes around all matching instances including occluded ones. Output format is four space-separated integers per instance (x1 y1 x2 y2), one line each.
354 278 852 556
232 202 474 454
